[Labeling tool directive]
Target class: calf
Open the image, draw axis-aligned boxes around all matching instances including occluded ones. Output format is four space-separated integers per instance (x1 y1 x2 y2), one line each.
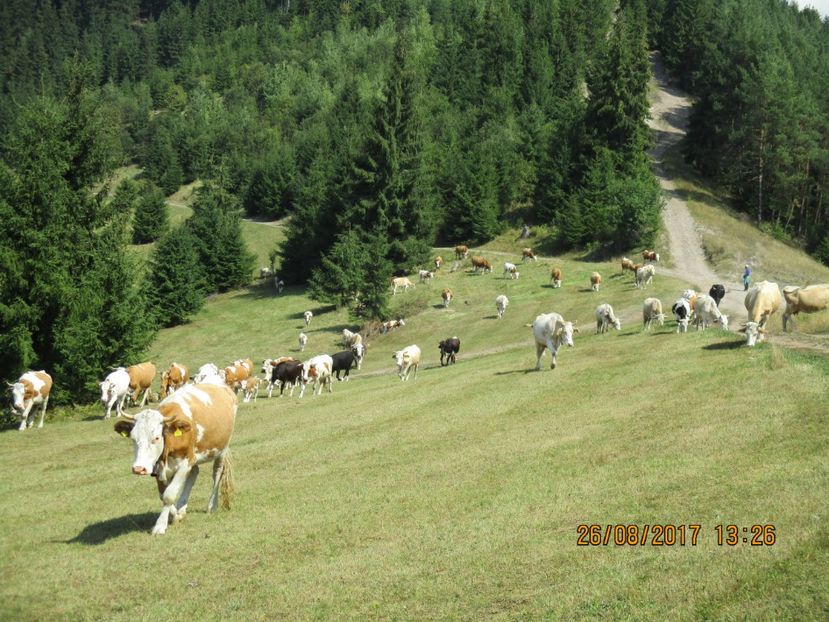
590 272 602 292
418 269 434 283
100 368 131 419
330 350 358 381
127 362 156 407
391 276 415 294
551 267 562 288
642 298 665 330
442 288 453 308
9 370 53 431
114 383 236 535
672 298 691 333
301 355 334 396
241 377 261 403
439 337 460 366
160 362 188 397
521 248 537 262
503 262 520 279
393 345 421 381
595 303 622 333
709 284 726 307
496 294 509 319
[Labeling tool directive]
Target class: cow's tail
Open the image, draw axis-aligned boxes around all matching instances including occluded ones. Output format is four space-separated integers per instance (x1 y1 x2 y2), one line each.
220 450 235 511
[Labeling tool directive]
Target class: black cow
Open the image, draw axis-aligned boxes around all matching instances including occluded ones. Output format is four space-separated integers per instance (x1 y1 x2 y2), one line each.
268 360 304 397
439 337 461 366
709 284 726 307
331 350 357 381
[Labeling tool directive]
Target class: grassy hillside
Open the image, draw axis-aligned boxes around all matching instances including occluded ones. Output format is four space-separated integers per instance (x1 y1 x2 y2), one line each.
1 247 827 620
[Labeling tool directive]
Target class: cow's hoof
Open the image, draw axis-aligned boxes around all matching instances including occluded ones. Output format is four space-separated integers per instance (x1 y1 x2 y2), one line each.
151 526 167 536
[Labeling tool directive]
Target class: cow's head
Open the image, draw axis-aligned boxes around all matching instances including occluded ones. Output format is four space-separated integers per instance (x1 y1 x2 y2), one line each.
392 350 408 369
302 364 318 383
610 316 621 331
8 382 25 412
115 410 166 476
743 321 764 346
556 322 577 348
261 359 273 377
352 343 365 369
655 313 666 326
677 318 689 333
718 315 729 331
100 380 115 405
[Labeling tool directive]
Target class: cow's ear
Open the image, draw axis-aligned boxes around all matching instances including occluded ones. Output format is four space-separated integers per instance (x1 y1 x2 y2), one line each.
573 327 580 333
164 415 191 436
114 420 134 438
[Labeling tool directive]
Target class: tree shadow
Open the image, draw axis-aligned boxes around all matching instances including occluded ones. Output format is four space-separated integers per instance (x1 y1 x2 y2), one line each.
493 369 537 376
65 512 157 545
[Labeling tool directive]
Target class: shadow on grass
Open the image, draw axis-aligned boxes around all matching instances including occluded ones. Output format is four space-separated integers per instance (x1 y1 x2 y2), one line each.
66 512 158 545
493 369 538 376
702 340 745 351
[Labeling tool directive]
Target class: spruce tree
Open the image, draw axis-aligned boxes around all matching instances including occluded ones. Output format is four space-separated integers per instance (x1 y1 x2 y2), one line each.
143 226 205 326
132 182 169 244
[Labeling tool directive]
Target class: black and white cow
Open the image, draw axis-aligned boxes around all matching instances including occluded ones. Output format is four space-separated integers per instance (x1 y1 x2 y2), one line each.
708 284 726 307
438 337 461 366
330 350 357 382
671 298 691 333
266 359 304 397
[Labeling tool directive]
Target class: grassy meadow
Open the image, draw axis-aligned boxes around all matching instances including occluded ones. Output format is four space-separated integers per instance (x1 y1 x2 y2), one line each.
1 241 827 620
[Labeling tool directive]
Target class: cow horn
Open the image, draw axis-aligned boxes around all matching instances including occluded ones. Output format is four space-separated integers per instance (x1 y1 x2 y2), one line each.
117 412 136 422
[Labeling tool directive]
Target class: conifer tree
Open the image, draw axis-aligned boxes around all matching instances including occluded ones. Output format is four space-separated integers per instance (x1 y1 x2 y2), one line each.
143 226 205 326
132 182 169 244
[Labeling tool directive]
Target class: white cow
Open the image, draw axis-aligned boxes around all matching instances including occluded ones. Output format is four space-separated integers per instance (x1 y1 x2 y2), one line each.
694 294 729 331
635 264 655 289
300 354 333 397
595 303 621 333
352 342 366 370
298 332 308 352
532 313 577 370
496 294 509 319
193 363 223 385
642 298 665 330
303 310 313 326
100 367 131 419
393 345 421 381
743 281 782 346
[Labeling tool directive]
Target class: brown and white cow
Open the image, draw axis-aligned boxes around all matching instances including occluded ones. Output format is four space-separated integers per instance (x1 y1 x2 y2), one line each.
114 383 237 535
241 377 261 403
441 288 453 308
221 359 251 392
503 262 520 279
642 249 660 262
418 269 435 283
782 284 829 331
621 257 636 272
391 276 415 294
471 256 492 273
521 248 537 262
743 281 783 346
127 362 156 407
455 245 469 259
9 370 52 431
160 363 189 397
434 256 443 270
301 354 334 397
381 318 406 332
551 267 562 288
590 272 602 292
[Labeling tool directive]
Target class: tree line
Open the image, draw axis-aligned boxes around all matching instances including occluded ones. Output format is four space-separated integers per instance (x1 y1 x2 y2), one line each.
0 0 660 401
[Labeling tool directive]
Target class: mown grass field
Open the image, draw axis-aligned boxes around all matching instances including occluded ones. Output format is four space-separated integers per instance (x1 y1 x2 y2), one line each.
1 239 827 620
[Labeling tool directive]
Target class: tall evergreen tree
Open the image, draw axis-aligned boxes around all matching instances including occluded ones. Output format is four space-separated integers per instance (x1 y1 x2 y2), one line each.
132 182 169 244
143 225 205 326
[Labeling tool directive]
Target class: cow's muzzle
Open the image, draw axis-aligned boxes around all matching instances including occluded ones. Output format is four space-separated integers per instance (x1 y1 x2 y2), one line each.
132 465 148 475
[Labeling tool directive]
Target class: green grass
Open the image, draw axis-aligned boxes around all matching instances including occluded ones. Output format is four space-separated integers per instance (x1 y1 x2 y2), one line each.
2 251 827 620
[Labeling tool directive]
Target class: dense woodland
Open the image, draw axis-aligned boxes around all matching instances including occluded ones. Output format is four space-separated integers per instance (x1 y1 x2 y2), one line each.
0 0 826 401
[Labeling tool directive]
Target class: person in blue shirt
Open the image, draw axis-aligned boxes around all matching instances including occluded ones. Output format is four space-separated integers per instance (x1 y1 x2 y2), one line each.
743 264 752 291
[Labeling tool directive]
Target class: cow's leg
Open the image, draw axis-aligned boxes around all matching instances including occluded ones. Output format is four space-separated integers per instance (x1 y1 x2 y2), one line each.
207 455 228 513
154 465 191 535
117 393 128 416
546 338 558 369
171 465 199 523
413 363 418 380
18 401 34 431
298 381 306 398
139 387 149 407
36 396 49 429
534 342 546 371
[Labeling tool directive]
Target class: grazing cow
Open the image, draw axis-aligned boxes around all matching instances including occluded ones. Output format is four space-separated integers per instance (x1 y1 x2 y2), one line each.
521 248 537 262
621 257 636 272
127 362 156 407
304 310 313 326
551 267 562 288
455 245 469 259
642 250 660 262
672 298 691 333
531 313 577 370
382 318 406 333
495 294 509 319
330 350 358 381
471 256 493 273
418 269 435 283
709 284 726 307
391 276 415 294
694 294 729 331
635 264 656 289
9 370 52 431
351 342 366 370
264 358 303 398
434 256 443 270
642 298 665 330
113 383 236 535
298 332 308 352
193 363 222 384
160 362 189 397
301 355 334 396
241 377 260 403
101 368 131 420
442 288 453 308
274 277 285 293
259 266 273 279
743 281 782 346
590 272 602 292
595 303 622 333
439 337 460 366
503 262 520 279
782 284 829 331
393 345 421 381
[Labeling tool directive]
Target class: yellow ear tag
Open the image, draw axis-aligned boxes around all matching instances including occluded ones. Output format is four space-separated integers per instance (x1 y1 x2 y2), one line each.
174 429 182 437
120 431 127 437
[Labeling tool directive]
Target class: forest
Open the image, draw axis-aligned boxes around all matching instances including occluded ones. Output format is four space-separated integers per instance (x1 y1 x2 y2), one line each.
1 0 827 401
